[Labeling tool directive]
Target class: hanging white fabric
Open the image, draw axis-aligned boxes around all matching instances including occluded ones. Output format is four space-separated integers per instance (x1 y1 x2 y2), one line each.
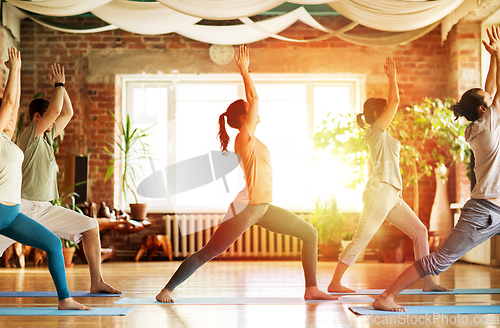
329 0 467 32
156 0 337 20
91 0 201 35
2 0 477 46
5 0 112 17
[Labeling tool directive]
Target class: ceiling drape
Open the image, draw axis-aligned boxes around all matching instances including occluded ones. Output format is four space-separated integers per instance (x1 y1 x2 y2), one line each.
3 0 479 46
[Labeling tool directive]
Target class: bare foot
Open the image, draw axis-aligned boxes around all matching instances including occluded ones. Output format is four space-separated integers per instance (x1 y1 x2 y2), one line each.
327 281 355 293
90 279 122 294
156 288 174 303
58 298 92 310
304 286 338 300
372 295 405 312
422 278 452 292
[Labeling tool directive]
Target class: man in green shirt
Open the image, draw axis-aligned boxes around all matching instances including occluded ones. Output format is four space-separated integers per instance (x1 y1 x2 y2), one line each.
1 63 120 294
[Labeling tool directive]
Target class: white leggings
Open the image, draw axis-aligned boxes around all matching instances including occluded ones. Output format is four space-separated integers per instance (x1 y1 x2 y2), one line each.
339 182 429 266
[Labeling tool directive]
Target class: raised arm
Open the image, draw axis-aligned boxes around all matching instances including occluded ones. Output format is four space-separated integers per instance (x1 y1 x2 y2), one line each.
34 63 65 137
483 26 500 113
234 45 259 136
379 56 400 130
53 87 73 138
0 47 21 136
483 27 497 97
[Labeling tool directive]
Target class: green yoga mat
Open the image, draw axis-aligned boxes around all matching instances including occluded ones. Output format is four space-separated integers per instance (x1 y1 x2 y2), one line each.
114 295 374 305
350 305 500 315
329 288 500 295
0 307 134 316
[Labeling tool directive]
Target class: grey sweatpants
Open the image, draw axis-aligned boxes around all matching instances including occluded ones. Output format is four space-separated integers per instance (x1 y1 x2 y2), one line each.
416 198 500 277
339 182 429 266
165 201 319 291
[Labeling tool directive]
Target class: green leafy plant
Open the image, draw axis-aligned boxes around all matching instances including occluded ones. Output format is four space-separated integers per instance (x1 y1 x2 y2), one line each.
311 196 346 245
51 176 85 249
103 111 154 204
342 232 354 241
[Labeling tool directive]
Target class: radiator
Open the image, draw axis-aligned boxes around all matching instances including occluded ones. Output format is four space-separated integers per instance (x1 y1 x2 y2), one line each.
164 214 312 259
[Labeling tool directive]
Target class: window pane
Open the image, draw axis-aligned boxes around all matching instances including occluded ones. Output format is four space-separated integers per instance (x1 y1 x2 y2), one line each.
312 86 363 211
123 77 362 213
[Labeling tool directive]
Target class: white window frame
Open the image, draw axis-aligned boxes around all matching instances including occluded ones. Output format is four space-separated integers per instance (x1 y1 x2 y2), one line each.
118 73 364 213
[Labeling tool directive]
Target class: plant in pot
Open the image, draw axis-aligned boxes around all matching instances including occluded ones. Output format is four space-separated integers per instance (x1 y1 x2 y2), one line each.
311 196 345 260
103 111 154 221
51 179 85 268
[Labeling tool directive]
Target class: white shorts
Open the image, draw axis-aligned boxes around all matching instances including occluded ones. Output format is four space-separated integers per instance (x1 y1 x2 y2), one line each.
0 199 98 255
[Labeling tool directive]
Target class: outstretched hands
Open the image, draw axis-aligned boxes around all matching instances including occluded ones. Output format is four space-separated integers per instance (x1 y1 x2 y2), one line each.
483 26 500 55
4 46 21 71
384 56 397 78
48 63 65 87
234 45 250 72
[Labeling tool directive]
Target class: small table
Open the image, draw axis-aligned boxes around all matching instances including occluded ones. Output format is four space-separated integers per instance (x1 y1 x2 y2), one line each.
96 218 152 234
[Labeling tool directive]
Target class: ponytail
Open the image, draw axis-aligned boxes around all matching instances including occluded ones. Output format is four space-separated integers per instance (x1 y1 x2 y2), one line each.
217 113 230 154
452 88 484 122
450 103 463 121
356 113 367 129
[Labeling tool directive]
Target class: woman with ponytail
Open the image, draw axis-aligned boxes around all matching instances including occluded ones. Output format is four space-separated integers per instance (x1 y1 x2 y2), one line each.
328 56 448 294
373 26 500 312
156 45 334 303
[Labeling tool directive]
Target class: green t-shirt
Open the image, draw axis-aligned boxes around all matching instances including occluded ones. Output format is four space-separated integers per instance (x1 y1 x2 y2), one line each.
16 122 59 201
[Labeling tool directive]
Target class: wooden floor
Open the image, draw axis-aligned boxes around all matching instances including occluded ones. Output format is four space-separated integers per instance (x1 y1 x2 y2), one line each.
1 260 500 327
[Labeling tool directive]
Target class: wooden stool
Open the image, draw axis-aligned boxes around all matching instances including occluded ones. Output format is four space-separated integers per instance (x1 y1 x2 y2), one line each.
134 235 173 262
23 246 47 266
0 242 25 268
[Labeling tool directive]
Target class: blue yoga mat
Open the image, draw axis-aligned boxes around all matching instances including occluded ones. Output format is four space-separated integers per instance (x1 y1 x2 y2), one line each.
350 305 500 315
114 295 374 305
329 288 500 296
0 307 134 316
0 291 125 297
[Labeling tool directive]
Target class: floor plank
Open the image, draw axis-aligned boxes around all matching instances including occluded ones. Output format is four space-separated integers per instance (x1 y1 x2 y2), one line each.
0 260 499 327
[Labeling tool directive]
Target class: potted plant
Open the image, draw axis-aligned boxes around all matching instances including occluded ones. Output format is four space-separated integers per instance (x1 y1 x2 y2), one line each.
60 238 78 268
51 179 85 268
103 111 154 221
311 196 345 260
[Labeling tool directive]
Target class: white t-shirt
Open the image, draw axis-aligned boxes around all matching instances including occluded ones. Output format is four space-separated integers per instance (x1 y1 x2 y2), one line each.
0 132 24 204
466 106 500 199
365 119 402 191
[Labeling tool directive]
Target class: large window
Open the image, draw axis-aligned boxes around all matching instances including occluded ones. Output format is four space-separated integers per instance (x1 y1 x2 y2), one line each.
121 74 363 213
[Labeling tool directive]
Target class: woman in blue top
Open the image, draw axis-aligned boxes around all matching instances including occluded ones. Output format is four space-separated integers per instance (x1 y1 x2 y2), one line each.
328 56 447 294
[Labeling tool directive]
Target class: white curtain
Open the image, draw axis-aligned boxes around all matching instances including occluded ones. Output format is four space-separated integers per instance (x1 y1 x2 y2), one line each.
91 0 201 35
2 0 478 46
329 0 466 32
156 0 337 20
5 0 112 16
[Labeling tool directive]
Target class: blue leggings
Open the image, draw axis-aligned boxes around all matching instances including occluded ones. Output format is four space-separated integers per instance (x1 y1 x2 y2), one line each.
0 203 70 301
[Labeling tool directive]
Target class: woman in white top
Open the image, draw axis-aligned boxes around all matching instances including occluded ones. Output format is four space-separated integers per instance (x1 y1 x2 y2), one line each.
373 26 500 312
0 47 89 310
328 56 447 294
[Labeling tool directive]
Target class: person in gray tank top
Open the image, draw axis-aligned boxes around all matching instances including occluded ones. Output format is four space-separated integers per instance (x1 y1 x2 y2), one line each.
373 26 500 312
328 56 448 294
0 47 89 310
0 63 121 295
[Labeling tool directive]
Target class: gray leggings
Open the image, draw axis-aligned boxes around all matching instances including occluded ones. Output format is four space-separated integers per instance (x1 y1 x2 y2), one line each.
416 198 500 277
165 202 319 291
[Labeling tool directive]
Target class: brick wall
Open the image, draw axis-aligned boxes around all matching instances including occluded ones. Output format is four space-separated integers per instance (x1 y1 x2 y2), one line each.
13 16 478 258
